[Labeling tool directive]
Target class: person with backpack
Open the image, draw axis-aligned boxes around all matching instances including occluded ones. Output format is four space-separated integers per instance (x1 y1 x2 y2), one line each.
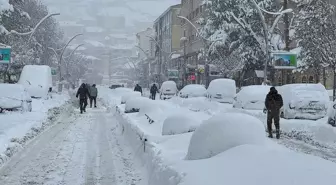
90 84 98 108
265 87 283 139
76 83 90 114
150 84 159 100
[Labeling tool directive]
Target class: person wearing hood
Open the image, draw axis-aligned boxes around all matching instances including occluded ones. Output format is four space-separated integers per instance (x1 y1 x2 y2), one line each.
150 84 159 100
134 84 142 95
265 87 283 139
76 83 90 114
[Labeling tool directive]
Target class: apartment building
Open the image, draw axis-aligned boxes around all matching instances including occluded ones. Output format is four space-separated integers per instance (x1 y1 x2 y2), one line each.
153 4 182 82
179 0 206 84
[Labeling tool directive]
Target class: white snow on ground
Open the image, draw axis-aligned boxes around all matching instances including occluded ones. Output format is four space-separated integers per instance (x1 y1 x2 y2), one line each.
0 91 69 166
99 86 336 185
0 105 146 185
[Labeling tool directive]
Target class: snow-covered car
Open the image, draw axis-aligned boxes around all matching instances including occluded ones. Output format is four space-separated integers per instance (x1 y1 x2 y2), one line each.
206 78 236 103
278 83 329 120
0 83 32 113
160 81 177 100
178 84 207 98
233 85 270 110
18 65 53 98
121 91 141 104
327 100 336 127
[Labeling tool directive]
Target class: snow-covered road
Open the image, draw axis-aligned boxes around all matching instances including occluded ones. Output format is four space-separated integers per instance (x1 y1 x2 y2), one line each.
0 105 145 185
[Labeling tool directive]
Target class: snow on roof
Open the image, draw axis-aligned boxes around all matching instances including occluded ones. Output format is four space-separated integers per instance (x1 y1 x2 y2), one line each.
85 26 104 33
85 56 101 61
84 40 105 47
171 54 180 59
255 70 264 78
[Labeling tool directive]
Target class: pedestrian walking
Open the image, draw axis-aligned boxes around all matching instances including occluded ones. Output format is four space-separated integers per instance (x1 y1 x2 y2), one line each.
134 84 142 95
150 84 158 100
76 83 90 114
90 84 98 108
265 87 283 139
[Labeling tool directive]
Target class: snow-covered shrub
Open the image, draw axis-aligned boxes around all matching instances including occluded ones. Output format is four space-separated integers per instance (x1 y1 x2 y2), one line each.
162 113 201 135
186 113 265 160
121 91 141 104
125 97 150 113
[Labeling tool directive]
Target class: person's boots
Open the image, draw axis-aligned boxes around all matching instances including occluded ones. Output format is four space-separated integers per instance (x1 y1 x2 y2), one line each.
267 124 273 138
275 124 280 139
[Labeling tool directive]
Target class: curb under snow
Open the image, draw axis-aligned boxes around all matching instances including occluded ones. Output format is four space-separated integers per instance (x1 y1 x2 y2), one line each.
114 106 184 185
0 102 73 168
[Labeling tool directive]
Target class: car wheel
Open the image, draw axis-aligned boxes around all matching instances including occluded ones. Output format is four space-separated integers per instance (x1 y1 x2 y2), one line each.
280 111 284 118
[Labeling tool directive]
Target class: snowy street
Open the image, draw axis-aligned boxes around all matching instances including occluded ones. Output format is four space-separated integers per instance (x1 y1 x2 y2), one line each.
0 104 145 185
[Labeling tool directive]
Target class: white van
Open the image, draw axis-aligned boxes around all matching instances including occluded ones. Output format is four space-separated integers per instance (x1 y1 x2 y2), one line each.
207 78 236 103
160 81 177 100
18 65 53 98
278 83 329 120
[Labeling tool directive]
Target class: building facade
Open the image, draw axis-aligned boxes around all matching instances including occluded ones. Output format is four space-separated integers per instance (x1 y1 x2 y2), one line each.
153 4 182 84
179 0 206 85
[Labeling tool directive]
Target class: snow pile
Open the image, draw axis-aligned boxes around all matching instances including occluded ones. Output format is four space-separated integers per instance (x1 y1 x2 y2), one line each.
162 113 201 135
186 113 265 160
233 85 270 110
125 97 150 113
18 65 52 98
0 92 70 167
121 91 141 104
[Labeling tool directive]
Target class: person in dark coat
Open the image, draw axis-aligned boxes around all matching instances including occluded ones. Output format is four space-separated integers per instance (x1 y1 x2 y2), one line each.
90 84 98 108
76 83 90 114
265 87 283 139
134 84 142 95
150 84 158 100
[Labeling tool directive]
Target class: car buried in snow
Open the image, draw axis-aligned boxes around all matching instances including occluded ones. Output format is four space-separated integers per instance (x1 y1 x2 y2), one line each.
178 84 207 98
278 83 329 120
0 83 32 113
160 81 178 100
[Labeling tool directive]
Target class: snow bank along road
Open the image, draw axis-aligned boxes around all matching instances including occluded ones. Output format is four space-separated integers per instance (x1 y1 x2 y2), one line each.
0 105 145 185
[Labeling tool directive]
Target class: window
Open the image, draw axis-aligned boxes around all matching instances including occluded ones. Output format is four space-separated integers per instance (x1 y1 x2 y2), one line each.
302 76 307 83
309 76 314 83
200 5 203 13
196 7 199 16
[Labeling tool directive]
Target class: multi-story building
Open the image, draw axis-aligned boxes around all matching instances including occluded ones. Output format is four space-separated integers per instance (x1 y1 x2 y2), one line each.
136 28 154 60
153 4 182 84
179 0 206 84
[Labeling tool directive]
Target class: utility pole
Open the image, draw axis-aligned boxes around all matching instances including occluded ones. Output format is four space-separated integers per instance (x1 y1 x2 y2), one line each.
283 0 291 85
108 51 111 85
183 36 187 87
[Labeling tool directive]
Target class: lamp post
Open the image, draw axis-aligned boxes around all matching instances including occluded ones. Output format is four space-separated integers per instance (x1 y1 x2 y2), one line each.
59 33 83 81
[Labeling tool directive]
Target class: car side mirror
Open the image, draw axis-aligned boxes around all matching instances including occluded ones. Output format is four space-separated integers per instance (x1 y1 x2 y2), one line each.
333 104 336 109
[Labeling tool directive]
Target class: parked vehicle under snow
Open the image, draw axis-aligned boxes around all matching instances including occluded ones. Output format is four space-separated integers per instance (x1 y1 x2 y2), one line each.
278 83 329 120
160 81 177 100
0 83 32 113
178 84 206 98
207 78 236 103
233 85 270 110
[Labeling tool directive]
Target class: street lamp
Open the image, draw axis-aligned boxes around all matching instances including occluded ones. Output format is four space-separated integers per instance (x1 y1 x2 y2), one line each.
10 13 61 42
59 33 83 80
